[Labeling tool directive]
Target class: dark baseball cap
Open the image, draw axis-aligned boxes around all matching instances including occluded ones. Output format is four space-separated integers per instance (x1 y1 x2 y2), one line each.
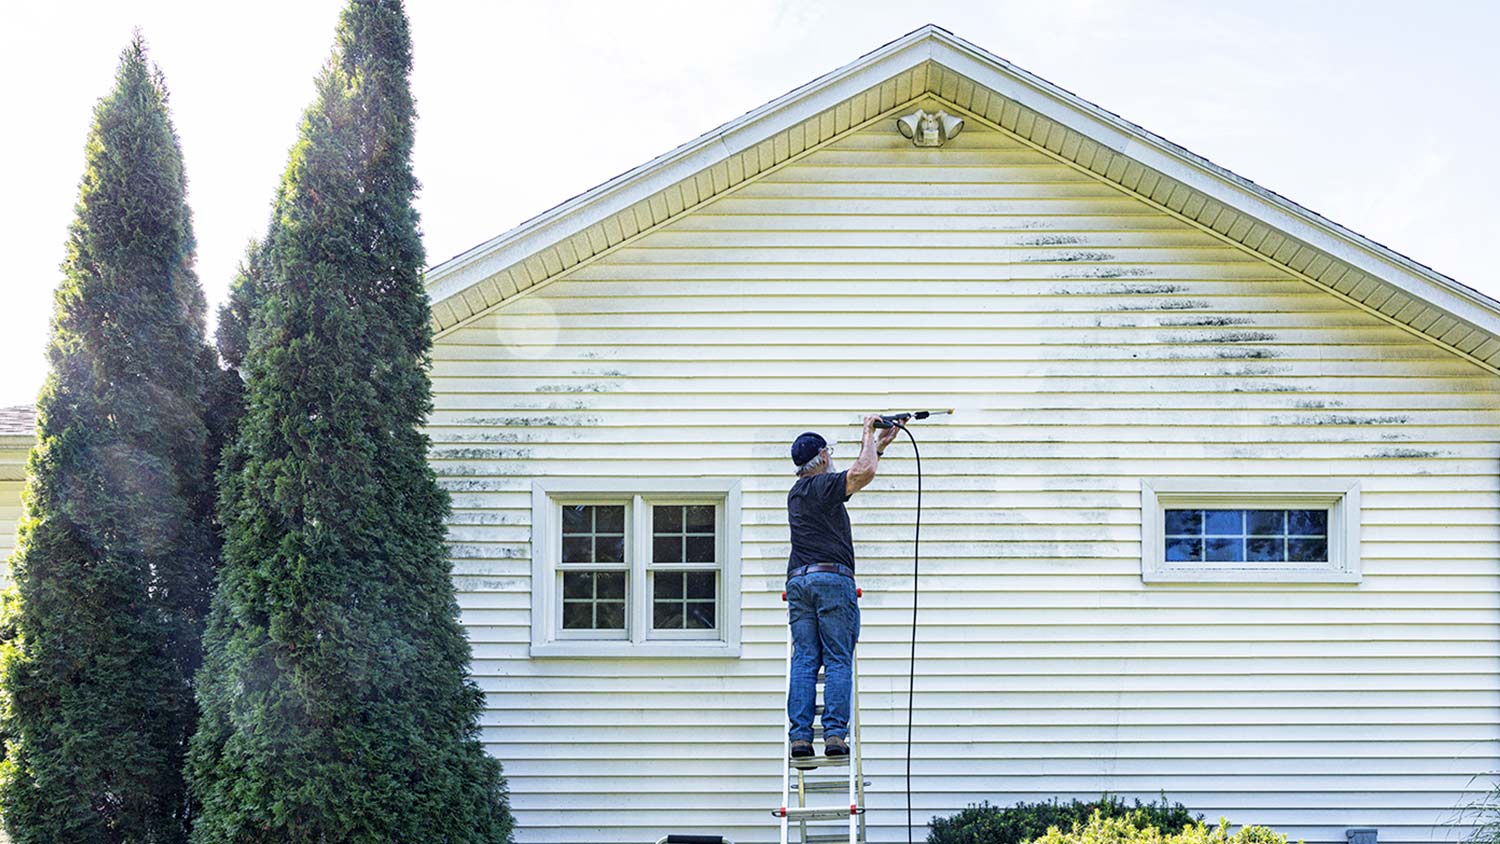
791 432 836 466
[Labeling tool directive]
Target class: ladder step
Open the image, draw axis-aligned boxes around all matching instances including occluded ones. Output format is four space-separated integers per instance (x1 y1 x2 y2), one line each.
803 835 858 844
802 779 868 793
789 753 849 769
781 805 860 822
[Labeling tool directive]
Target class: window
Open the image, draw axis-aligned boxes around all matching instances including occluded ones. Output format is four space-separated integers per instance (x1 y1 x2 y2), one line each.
531 478 742 657
1141 478 1360 583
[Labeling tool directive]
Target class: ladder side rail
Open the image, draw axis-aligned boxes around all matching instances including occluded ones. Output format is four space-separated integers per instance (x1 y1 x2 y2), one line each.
781 619 793 844
852 588 865 843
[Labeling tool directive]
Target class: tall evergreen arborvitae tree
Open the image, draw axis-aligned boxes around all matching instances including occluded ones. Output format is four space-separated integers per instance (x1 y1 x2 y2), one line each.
0 35 214 844
187 1 512 841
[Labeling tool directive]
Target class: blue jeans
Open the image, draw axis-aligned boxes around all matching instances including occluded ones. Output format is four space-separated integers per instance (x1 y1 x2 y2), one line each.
786 571 860 742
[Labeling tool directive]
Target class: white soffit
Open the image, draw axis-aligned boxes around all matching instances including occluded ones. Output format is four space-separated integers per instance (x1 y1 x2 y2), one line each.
423 25 1500 373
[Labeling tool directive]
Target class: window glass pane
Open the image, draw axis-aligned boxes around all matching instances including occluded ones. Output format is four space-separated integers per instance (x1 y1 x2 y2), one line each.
685 505 715 534
1247 537 1284 562
596 571 625 599
562 505 591 533
653 535 683 564
655 571 684 600
684 535 716 564
1165 537 1201 562
686 571 716 600
561 536 592 564
1247 510 1284 535
1288 510 1327 536
654 602 683 629
686 601 716 630
596 536 625 564
563 571 629 630
594 505 625 533
562 572 593 598
596 601 626 629
1164 510 1201 535
1288 538 1328 562
1205 536 1243 562
654 505 682 533
1204 510 1241 535
562 601 593 629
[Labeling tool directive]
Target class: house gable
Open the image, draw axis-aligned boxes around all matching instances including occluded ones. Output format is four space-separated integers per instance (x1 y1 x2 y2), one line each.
424 26 1500 376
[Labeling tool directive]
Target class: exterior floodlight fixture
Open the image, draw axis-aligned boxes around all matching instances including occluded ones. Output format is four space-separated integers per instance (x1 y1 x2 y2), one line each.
896 108 964 147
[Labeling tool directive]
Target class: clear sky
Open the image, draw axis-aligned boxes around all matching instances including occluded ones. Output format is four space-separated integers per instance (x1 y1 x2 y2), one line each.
4 0 1497 407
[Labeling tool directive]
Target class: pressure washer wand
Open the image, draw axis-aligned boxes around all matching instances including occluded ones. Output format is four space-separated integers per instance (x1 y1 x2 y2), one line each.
873 408 954 429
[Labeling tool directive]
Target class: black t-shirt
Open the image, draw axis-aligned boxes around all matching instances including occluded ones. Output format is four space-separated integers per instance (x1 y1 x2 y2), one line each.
787 470 855 575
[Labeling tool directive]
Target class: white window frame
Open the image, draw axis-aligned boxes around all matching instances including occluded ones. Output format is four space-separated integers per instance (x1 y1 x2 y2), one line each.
1140 478 1361 584
531 478 742 658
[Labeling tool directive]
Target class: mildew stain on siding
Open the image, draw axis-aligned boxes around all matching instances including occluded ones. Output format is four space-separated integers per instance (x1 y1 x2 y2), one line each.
1161 316 1254 327
1229 383 1306 392
1107 299 1211 312
1369 447 1444 459
1292 414 1412 426
536 382 620 393
446 544 528 559
1210 365 1289 377
1023 250 1116 263
431 447 537 461
1018 234 1086 247
1073 266 1154 280
1211 348 1281 359
452 414 602 427
1180 331 1278 344
1050 282 1188 296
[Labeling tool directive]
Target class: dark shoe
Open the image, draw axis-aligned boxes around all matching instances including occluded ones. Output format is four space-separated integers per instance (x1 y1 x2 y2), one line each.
790 740 814 758
824 735 849 756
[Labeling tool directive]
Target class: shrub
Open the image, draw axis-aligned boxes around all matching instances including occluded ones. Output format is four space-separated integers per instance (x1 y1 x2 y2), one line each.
1027 809 1288 844
929 793 1202 844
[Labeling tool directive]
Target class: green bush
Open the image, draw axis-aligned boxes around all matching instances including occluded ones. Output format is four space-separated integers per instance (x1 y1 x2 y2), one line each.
929 793 1202 844
1027 809 1289 844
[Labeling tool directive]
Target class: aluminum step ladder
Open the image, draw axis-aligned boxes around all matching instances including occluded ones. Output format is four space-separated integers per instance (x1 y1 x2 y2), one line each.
775 589 867 844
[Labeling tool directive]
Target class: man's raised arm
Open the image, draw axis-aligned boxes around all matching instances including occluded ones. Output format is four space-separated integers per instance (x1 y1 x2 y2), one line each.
846 414 902 497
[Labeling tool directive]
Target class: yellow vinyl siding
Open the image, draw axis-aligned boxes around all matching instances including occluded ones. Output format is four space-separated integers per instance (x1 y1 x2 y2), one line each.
431 104 1500 844
0 437 30 582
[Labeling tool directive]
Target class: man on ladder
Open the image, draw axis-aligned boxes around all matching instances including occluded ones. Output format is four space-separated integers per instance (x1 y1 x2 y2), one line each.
785 416 902 757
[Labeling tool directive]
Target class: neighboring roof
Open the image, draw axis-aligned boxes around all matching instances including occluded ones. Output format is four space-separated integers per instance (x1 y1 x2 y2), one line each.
424 24 1500 375
0 406 35 438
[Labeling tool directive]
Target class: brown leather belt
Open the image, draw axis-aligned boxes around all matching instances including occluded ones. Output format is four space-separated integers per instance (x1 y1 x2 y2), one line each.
787 563 855 579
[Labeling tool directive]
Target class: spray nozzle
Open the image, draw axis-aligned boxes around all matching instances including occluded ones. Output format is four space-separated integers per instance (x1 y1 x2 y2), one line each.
873 409 954 429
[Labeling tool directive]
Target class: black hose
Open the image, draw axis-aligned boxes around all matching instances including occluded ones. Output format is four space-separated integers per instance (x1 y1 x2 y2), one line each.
901 423 921 844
